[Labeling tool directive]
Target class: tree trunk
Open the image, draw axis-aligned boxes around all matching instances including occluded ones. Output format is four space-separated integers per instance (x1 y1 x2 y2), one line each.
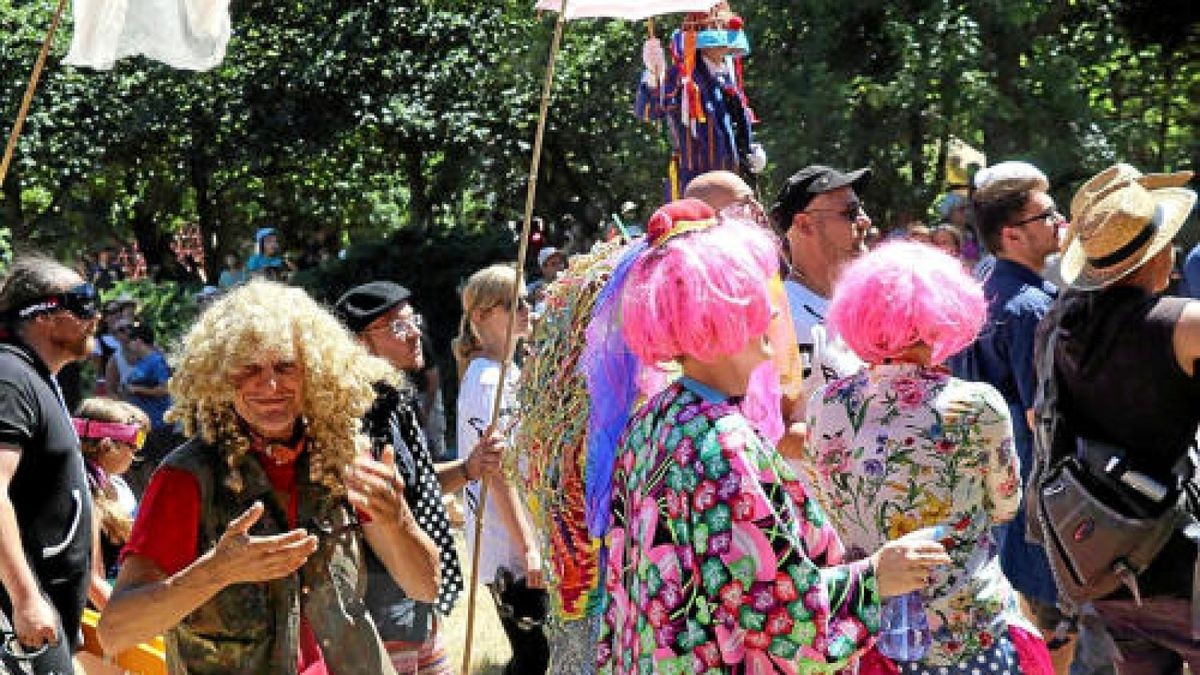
405 148 433 230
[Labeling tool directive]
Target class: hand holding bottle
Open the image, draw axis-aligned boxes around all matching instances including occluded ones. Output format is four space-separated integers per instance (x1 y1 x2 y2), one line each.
870 526 951 598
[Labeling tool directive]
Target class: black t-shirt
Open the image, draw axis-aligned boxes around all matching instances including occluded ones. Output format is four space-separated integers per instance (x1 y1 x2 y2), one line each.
0 343 93 649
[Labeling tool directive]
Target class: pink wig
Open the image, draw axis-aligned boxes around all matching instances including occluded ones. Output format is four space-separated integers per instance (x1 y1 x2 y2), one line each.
828 241 985 365
621 198 779 364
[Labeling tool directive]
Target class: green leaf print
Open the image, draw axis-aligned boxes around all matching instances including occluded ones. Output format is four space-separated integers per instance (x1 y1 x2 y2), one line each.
705 504 733 533
738 605 767 632
701 558 730 595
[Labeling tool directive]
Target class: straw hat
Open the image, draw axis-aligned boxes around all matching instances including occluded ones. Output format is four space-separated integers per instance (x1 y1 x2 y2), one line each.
1060 163 1195 290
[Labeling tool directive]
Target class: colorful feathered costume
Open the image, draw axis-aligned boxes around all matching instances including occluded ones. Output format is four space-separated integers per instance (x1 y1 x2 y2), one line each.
634 2 762 199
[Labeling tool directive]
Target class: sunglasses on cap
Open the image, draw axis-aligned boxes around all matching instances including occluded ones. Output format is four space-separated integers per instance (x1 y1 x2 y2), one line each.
14 283 99 321
72 418 147 449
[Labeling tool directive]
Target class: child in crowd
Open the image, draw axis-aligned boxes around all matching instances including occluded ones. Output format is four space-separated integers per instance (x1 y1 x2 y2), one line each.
74 397 149 610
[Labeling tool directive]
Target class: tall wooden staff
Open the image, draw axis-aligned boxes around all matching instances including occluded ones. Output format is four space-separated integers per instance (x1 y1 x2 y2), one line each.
459 0 570 672
0 0 70 189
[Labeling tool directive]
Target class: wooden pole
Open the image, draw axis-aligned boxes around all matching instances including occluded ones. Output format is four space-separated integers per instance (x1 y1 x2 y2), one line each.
0 0 70 189
459 1 569 672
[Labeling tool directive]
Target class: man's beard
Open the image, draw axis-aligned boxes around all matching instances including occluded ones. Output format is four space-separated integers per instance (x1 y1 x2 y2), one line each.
61 332 95 361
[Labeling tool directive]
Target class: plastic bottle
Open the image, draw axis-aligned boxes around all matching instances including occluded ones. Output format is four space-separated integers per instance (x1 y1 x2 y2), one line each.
876 589 932 661
876 526 945 662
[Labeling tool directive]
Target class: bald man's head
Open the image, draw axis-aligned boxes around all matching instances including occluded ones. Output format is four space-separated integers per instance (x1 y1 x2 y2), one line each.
685 171 753 211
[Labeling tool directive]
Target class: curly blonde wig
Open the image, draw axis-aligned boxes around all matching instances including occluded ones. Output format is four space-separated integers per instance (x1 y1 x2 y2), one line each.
166 279 395 494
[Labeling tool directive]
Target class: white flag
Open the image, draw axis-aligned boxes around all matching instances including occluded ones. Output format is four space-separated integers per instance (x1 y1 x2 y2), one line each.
65 0 231 72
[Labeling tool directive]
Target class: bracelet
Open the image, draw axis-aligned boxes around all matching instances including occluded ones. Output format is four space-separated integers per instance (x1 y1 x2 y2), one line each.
460 461 475 483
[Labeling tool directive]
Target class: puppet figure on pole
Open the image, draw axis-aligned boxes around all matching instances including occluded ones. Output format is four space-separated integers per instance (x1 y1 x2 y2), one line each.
635 2 765 200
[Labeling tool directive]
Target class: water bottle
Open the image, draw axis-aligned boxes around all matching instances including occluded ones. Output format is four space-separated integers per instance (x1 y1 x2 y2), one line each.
876 590 932 661
876 526 944 661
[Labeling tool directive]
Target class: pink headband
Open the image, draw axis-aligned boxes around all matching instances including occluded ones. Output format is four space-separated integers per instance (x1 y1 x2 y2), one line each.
73 418 146 448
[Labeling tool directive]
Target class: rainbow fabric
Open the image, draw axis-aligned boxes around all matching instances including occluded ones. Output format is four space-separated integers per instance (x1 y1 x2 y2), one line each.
516 240 630 621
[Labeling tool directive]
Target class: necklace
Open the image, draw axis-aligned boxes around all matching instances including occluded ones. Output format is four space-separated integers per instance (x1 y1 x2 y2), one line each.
263 441 303 466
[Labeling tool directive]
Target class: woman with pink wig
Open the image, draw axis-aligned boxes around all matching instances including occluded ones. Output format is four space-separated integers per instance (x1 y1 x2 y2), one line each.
804 242 1053 674
594 201 950 674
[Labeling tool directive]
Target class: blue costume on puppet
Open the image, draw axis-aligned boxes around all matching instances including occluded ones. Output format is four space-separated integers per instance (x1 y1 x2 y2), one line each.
634 2 765 199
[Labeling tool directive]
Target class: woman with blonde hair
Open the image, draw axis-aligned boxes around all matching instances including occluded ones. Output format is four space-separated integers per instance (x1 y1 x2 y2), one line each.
453 264 549 675
98 279 440 674
74 397 149 609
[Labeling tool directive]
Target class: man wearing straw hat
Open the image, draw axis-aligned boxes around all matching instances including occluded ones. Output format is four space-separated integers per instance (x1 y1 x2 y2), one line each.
1039 163 1199 671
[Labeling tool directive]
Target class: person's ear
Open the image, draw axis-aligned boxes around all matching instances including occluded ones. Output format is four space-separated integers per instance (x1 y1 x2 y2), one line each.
791 212 814 236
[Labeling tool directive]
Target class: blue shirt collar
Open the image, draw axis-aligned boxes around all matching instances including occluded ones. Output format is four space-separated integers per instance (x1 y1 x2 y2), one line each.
679 376 730 404
992 258 1058 297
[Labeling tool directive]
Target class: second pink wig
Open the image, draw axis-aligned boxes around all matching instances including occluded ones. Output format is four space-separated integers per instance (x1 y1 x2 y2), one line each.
621 199 779 365
828 241 986 365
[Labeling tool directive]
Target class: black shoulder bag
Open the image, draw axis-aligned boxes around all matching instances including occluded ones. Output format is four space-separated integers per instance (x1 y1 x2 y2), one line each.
1028 315 1200 638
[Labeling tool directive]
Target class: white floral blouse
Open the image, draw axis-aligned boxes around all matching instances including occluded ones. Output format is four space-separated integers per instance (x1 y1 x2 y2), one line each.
804 363 1031 667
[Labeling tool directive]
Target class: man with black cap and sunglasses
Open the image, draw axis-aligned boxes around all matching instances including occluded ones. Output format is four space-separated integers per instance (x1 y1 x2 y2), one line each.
0 255 100 673
770 165 872 407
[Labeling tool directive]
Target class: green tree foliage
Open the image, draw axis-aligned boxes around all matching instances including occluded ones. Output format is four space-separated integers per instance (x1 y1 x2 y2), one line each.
0 0 1196 267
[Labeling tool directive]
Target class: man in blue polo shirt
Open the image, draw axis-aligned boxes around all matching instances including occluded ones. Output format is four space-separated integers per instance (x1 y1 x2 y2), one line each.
949 161 1080 669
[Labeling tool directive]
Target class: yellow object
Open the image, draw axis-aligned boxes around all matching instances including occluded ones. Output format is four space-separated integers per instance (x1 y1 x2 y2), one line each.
80 608 166 675
944 137 986 188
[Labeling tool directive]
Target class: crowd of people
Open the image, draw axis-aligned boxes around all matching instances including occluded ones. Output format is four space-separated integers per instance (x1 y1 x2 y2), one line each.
0 155 1194 675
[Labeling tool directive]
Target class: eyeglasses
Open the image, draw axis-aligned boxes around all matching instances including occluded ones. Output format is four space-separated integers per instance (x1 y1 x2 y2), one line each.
804 202 865 223
14 283 99 321
1012 208 1065 228
388 314 423 339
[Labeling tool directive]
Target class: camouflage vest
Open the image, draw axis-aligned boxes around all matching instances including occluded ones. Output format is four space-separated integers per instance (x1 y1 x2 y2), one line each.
160 439 396 675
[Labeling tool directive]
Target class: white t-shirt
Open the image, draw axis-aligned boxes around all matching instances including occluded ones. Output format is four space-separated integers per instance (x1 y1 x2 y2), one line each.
456 357 526 584
784 278 864 419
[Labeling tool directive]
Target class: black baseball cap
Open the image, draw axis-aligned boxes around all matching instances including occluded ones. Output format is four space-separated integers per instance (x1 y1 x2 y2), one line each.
770 165 871 231
334 281 411 333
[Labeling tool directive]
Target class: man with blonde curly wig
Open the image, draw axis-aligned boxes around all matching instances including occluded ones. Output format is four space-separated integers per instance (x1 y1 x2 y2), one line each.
98 279 440 674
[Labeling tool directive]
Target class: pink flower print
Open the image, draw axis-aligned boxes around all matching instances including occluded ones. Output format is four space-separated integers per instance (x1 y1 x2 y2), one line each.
766 606 795 636
709 530 733 556
818 435 852 478
665 488 685 519
935 439 957 454
674 436 697 466
803 585 828 612
893 377 925 409
730 492 756 521
979 631 994 648
659 579 684 610
694 641 723 670
693 479 719 511
749 581 778 613
773 571 799 603
716 472 741 500
646 597 669 628
744 629 771 651
998 476 1018 497
719 579 745 612
654 620 681 648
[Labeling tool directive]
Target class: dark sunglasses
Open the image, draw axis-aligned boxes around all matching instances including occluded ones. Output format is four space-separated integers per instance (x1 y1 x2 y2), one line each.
14 283 99 321
804 202 865 223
